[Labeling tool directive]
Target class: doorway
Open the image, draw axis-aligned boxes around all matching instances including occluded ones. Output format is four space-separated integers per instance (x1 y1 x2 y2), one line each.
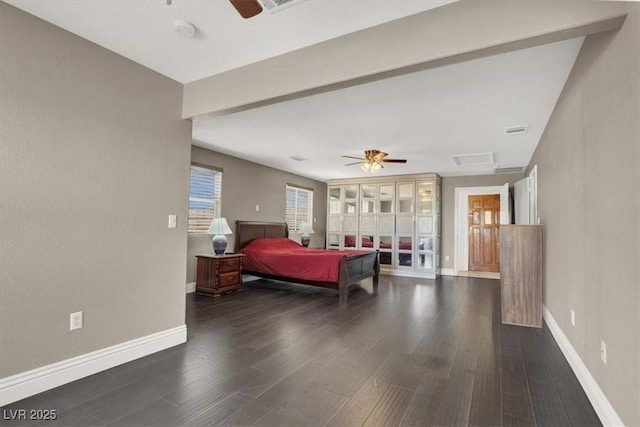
453 184 509 276
468 194 500 272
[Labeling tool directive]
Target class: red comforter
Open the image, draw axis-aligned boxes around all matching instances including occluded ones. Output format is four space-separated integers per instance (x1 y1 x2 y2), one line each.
239 238 365 283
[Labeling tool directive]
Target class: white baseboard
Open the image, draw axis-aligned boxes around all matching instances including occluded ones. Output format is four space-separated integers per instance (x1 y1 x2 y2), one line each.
440 268 457 276
0 325 187 407
379 269 437 279
435 268 501 279
543 306 623 426
456 270 500 279
186 281 196 293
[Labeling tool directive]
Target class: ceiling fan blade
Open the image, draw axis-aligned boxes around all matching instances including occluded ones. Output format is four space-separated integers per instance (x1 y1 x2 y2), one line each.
342 155 365 160
344 162 362 166
229 0 263 18
382 159 407 163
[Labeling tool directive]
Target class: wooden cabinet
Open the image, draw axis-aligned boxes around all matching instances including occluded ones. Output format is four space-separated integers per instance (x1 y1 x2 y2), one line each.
327 173 441 278
196 253 245 297
500 225 542 327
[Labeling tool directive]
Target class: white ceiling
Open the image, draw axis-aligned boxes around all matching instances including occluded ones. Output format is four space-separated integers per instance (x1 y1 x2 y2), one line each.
5 0 455 83
6 0 584 182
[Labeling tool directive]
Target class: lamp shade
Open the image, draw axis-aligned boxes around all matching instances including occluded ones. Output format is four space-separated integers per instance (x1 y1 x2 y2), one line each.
207 217 232 235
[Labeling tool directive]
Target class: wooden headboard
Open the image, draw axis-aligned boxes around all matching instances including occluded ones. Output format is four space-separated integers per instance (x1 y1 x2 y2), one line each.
235 221 289 252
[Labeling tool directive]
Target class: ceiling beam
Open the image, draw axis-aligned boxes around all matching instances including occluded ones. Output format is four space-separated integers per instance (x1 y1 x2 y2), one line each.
182 0 628 119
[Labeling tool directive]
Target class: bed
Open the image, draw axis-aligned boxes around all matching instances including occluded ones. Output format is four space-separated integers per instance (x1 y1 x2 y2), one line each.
235 221 379 304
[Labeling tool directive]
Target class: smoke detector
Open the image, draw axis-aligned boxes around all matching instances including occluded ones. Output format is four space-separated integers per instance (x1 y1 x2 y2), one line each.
173 20 196 38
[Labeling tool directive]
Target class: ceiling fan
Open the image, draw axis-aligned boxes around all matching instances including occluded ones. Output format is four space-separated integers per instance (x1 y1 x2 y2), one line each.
228 0 305 19
229 0 263 18
343 149 407 173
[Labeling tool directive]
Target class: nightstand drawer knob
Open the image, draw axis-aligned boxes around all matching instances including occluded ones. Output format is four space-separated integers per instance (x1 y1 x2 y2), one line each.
226 276 234 283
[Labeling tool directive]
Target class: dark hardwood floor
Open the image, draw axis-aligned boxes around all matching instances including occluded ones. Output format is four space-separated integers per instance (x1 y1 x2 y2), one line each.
1 276 600 426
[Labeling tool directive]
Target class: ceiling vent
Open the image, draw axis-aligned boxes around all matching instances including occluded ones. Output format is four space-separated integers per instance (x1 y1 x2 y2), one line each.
452 152 494 166
289 155 307 162
505 125 528 135
495 166 525 174
259 0 306 13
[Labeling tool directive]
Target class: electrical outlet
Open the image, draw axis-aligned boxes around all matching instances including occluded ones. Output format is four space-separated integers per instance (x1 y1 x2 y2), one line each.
256 204 260 212
70 311 83 331
570 309 575 326
445 255 450 262
600 340 607 365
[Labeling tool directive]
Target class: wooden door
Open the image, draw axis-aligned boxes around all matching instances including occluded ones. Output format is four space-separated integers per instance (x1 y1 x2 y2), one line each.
468 194 500 272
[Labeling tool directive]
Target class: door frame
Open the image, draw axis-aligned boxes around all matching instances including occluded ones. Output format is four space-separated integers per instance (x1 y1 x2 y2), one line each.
454 184 509 273
528 165 538 224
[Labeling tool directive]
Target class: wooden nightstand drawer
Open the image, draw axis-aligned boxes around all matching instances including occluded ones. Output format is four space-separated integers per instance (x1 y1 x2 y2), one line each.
218 271 241 288
219 257 240 274
195 253 245 298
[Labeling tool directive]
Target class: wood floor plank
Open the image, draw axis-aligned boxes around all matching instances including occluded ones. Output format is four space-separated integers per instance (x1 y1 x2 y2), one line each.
86 379 165 424
432 349 478 426
469 373 502 427
217 399 271 427
529 396 571 427
186 392 255 426
325 378 390 427
363 384 414 427
398 374 448 426
546 358 601 426
249 361 351 426
105 398 180 426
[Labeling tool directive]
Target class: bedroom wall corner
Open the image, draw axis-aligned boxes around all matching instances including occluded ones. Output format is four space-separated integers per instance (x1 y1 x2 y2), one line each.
187 146 327 284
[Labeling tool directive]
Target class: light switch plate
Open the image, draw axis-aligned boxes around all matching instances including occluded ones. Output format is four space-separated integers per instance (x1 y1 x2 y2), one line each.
70 311 83 331
168 215 177 228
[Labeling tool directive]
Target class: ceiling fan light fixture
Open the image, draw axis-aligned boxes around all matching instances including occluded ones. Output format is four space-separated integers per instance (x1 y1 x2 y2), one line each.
344 149 406 174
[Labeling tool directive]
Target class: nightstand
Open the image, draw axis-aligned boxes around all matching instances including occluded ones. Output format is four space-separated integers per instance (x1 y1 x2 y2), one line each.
195 253 245 297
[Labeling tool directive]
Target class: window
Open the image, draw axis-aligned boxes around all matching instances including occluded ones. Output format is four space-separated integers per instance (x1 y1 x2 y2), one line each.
285 184 313 232
188 165 222 233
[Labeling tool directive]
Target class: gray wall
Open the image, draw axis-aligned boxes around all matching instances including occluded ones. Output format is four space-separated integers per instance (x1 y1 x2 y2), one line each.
0 4 191 377
187 145 327 283
528 4 639 425
441 174 523 270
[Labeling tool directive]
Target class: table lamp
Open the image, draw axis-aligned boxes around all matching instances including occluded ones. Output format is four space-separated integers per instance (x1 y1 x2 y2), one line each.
299 221 314 248
207 217 232 254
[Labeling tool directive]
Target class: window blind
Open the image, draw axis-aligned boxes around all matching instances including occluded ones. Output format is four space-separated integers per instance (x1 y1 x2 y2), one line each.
188 165 222 233
285 185 313 232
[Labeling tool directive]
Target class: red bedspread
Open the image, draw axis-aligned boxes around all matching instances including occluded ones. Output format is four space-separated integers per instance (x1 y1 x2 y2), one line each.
239 238 365 283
